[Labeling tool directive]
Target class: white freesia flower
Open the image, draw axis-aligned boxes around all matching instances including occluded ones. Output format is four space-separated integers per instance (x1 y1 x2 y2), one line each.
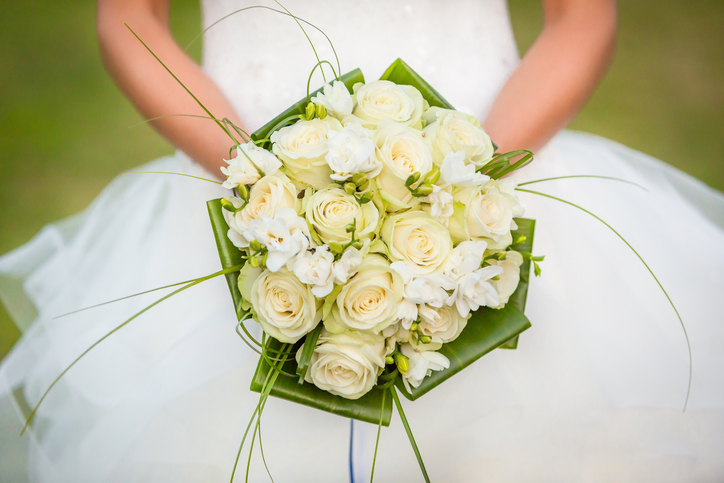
443 240 488 281
422 185 454 220
293 246 335 297
331 244 365 284
487 250 524 308
222 173 297 248
300 329 386 399
373 121 433 210
449 178 524 249
305 188 380 244
422 107 495 167
325 124 380 181
326 255 403 334
402 273 456 308
248 267 322 343
244 208 310 272
220 147 261 189
439 150 489 187
381 211 452 276
399 343 450 393
418 304 469 344
353 80 425 129
394 298 419 329
447 265 503 317
311 80 354 119
271 117 342 189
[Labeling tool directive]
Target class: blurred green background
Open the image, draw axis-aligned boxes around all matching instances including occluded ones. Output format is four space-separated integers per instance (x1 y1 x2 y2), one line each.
0 0 723 359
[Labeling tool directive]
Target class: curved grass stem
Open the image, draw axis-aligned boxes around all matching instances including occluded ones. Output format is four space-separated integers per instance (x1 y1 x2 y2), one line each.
390 387 430 483
518 175 648 192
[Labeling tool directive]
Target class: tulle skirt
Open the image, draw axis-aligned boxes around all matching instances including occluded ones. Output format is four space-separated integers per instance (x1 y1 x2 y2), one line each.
2 131 724 482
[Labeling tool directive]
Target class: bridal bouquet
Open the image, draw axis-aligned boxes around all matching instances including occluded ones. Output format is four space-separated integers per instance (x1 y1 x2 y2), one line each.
207 59 536 428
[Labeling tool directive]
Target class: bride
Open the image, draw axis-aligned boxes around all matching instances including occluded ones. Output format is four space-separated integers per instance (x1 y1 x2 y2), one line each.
2 0 723 481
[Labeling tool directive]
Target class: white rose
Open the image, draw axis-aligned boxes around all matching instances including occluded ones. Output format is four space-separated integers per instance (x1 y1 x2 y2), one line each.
325 124 380 181
326 255 404 334
305 188 380 244
439 150 489 187
422 107 494 168
449 179 524 249
249 267 322 343
381 211 452 276
418 304 469 344
222 173 298 248
373 122 433 211
293 246 335 298
443 240 488 282
353 80 425 129
244 208 310 272
399 343 450 393
331 244 365 284
447 265 503 318
271 117 343 189
300 329 386 399
311 80 354 119
487 250 524 308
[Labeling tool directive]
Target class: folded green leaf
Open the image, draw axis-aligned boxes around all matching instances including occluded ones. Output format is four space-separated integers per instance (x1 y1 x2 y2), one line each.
380 58 453 109
296 323 323 384
207 199 245 321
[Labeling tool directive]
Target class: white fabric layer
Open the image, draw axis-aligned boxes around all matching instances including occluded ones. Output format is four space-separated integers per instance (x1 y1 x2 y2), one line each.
2 0 724 481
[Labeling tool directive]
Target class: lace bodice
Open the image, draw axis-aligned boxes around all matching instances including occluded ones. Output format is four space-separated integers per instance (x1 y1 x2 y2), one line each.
200 0 520 130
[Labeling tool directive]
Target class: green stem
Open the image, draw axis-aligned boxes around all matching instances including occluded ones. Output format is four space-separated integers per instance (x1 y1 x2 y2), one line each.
120 171 223 185
390 387 430 483
272 1 326 82
518 175 648 192
369 390 387 483
21 264 243 435
516 187 692 412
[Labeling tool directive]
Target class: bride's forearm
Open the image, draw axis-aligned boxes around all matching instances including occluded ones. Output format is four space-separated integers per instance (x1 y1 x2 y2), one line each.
484 0 617 153
97 0 244 174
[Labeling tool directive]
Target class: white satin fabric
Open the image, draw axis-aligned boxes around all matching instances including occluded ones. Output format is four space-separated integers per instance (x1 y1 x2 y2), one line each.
2 1 724 482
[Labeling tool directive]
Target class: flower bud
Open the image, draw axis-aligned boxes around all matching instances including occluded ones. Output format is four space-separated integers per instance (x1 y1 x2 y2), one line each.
249 239 263 252
357 191 373 204
385 355 395 365
405 172 421 187
220 198 237 212
422 166 440 185
237 184 250 200
512 235 527 245
410 322 419 332
249 256 259 268
315 103 327 119
344 182 357 195
414 182 434 197
352 172 368 186
328 241 345 255
418 335 432 344
261 252 269 268
395 352 410 375
304 102 316 120
350 240 364 250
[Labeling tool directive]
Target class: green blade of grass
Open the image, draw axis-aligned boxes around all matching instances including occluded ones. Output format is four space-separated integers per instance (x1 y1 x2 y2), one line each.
390 387 430 483
518 175 648 191
121 171 222 185
516 187 692 412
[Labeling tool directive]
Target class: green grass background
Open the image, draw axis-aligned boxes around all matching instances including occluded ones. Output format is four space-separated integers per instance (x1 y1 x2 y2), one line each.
0 0 722 359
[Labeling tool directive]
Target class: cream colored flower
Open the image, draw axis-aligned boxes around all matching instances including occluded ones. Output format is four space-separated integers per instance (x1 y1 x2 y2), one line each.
325 123 380 181
381 211 452 276
399 343 449 393
248 267 322 343
422 107 494 168
222 173 297 248
243 208 310 272
373 122 433 211
325 255 403 334
353 80 425 128
305 187 379 245
449 179 524 249
417 304 469 344
311 80 354 119
447 265 503 317
487 250 524 308
271 117 343 189
299 329 386 399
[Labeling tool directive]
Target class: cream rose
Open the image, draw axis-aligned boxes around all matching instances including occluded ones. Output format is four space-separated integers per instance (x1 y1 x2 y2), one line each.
305 188 380 244
299 329 386 399
326 255 404 334
222 173 298 248
422 107 495 168
487 250 524 308
243 266 322 343
271 117 343 189
449 179 524 249
373 121 433 211
352 80 425 128
417 304 469 344
381 211 452 276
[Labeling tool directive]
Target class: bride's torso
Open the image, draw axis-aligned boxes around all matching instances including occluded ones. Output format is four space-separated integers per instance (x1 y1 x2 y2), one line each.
200 0 520 130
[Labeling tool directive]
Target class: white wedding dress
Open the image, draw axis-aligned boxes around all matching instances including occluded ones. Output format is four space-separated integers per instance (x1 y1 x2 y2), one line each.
2 1 724 482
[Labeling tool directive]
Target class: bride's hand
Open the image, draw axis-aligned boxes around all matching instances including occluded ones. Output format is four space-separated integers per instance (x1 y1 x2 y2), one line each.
97 0 246 175
483 0 617 153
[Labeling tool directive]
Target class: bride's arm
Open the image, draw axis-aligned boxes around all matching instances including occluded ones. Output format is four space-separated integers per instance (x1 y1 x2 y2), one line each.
97 0 244 174
483 0 617 153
